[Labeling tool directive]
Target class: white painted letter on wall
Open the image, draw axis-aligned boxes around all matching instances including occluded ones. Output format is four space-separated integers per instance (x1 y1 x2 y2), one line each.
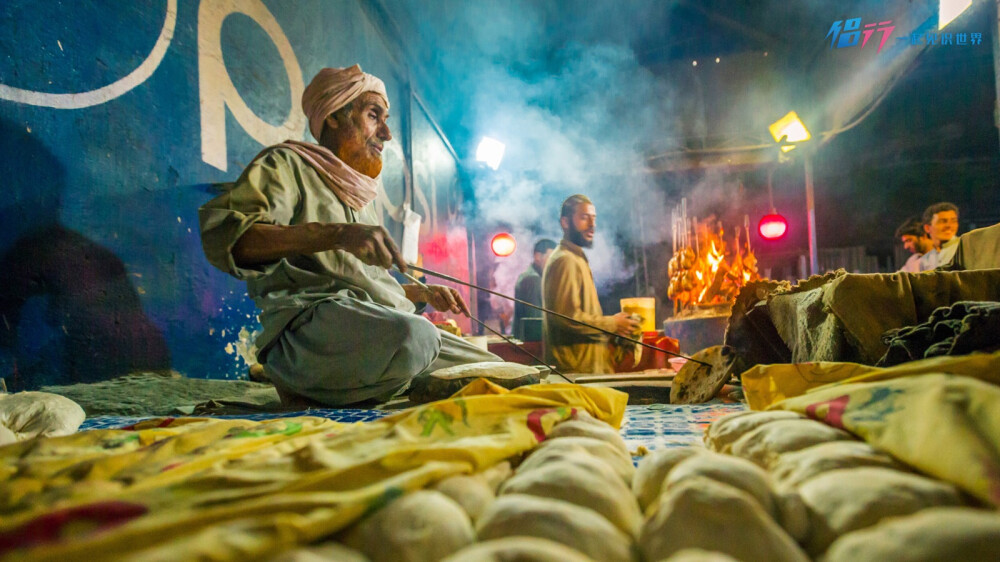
198 0 305 171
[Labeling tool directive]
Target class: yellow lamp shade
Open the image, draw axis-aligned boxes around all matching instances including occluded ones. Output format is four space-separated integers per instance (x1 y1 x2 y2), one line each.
769 111 811 150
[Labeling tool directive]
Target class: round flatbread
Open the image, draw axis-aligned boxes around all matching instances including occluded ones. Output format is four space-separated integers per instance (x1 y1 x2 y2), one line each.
409 362 540 404
670 346 738 404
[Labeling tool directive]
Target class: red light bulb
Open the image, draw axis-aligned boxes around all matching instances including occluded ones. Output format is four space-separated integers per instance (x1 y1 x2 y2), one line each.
758 214 788 240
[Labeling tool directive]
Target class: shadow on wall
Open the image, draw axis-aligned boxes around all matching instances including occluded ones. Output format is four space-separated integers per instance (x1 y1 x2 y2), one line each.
0 119 170 390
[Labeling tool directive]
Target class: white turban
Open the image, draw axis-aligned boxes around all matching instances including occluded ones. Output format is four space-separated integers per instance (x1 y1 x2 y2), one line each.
302 64 389 141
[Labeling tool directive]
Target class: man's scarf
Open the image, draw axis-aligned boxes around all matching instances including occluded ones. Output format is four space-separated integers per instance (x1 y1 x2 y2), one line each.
267 65 390 212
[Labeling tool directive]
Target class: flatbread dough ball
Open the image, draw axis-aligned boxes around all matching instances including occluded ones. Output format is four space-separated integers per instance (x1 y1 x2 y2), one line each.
665 451 777 517
500 459 642 536
517 446 625 490
774 490 810 544
769 440 905 489
660 549 740 562
547 419 629 456
441 537 593 562
432 474 496 522
639 477 808 562
730 418 855 468
343 490 474 562
632 447 705 511
824 507 1000 562
704 410 803 454
267 543 369 562
533 436 635 484
479 461 513 494
797 467 967 556
0 391 86 443
476 494 634 562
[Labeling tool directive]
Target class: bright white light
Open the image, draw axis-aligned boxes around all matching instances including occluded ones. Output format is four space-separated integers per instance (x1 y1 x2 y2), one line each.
692 60 698 66
476 137 506 170
715 57 720 63
939 0 972 29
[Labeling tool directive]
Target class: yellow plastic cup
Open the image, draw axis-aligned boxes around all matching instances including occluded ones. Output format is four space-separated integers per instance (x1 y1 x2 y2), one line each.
620 297 656 333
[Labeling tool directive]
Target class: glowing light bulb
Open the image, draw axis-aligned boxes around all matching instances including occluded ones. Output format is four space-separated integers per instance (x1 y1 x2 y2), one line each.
491 233 516 257
758 214 788 240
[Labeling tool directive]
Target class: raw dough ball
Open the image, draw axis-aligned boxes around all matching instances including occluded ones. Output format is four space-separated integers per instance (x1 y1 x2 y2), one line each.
639 477 808 562
797 467 967 556
267 543 369 562
774 490 810 544
824 507 1000 562
704 410 803 454
517 447 625 490
547 419 629 457
730 418 854 468
532 436 635 484
476 494 634 562
769 440 905 489
0 391 85 443
479 461 513 494
441 537 593 562
500 459 642 536
343 490 474 562
632 447 705 511
660 549 739 562
665 451 777 517
432 474 495 522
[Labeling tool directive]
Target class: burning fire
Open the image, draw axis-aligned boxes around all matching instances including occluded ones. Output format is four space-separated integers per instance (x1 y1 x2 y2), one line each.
668 209 759 313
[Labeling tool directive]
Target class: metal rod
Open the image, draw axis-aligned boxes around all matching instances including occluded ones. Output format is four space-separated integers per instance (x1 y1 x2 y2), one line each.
466 314 563 377
402 264 710 366
400 270 562 375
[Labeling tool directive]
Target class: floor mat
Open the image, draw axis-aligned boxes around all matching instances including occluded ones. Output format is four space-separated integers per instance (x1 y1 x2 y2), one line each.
82 401 748 454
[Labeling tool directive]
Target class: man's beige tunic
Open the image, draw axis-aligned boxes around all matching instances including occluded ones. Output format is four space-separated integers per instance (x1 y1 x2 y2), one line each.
199 147 497 404
542 240 617 374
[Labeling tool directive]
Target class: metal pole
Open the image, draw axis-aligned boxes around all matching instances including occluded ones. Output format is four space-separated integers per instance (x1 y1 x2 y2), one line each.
804 153 819 275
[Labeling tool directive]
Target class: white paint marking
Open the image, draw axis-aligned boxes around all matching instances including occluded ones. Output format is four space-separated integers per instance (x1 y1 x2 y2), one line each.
0 0 177 109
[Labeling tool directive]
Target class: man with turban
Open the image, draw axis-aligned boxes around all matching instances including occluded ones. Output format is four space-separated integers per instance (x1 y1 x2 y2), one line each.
199 65 499 406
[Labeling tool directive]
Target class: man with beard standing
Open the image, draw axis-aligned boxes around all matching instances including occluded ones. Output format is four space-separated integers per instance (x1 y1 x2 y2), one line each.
542 194 640 373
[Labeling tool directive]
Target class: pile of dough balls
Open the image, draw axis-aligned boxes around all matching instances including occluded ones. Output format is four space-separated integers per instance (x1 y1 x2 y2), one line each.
269 409 999 561
634 410 998 561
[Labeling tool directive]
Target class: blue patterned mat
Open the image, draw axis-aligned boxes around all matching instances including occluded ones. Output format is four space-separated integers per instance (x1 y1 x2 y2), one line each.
81 402 747 452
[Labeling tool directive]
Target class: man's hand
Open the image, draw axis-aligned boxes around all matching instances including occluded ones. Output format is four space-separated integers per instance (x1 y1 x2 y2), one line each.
330 223 407 272
612 312 642 336
404 284 470 315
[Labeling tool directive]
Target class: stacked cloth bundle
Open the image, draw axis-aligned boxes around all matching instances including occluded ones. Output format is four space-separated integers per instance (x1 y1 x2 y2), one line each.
877 301 1000 366
0 381 627 561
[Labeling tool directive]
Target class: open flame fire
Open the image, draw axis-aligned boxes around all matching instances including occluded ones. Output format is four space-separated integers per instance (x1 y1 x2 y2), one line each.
668 220 759 313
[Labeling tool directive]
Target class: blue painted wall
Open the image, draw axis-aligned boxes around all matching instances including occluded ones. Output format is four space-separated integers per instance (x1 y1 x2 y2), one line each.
0 0 466 388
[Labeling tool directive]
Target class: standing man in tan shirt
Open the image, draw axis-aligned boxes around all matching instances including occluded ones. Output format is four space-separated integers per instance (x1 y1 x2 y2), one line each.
542 194 640 373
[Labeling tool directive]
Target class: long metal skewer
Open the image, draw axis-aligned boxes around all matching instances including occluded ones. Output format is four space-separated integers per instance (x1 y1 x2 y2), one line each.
401 263 710 367
398 270 563 375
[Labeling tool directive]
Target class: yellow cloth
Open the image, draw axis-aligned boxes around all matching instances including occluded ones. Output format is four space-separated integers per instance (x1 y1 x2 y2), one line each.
768 373 1000 507
542 240 618 374
0 382 626 561
741 350 1000 410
